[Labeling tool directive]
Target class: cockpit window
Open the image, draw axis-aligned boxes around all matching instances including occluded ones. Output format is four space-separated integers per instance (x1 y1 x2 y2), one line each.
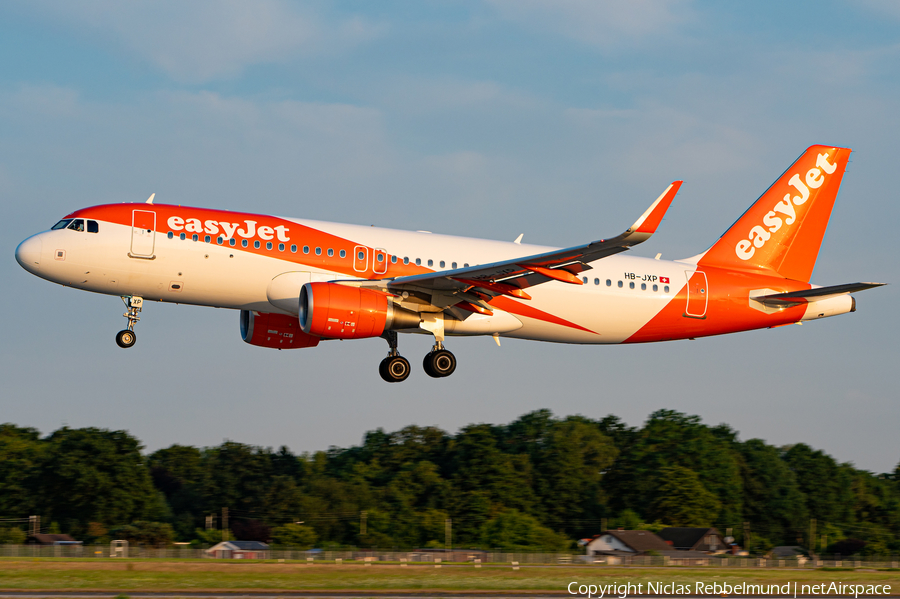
51 219 73 230
87 220 99 233
67 219 85 232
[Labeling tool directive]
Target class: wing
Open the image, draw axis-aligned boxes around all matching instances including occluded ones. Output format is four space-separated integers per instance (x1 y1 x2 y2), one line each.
360 181 682 315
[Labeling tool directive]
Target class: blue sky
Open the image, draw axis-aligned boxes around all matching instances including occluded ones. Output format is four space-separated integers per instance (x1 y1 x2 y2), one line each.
3 1 898 472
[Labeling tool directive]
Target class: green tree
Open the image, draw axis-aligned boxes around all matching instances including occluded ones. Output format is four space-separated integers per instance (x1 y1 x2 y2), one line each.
738 439 807 545
650 465 721 526
0 424 42 517
0 527 26 544
271 523 318 549
108 521 174 547
479 510 570 551
39 427 159 535
603 411 742 529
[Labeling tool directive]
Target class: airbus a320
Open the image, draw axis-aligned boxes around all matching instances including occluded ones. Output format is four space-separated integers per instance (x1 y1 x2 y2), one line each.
15 145 883 382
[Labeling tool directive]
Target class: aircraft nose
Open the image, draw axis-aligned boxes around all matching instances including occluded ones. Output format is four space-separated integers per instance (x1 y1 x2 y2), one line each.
15 235 42 272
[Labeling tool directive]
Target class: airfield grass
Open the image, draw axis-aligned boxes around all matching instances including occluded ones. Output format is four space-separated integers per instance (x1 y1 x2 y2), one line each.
0 559 899 593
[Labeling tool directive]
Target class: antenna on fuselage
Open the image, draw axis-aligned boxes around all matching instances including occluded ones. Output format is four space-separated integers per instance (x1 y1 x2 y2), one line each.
146 193 155 204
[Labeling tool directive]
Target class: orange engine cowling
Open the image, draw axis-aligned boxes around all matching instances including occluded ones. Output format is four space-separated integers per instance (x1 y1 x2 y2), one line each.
299 282 420 339
240 310 320 349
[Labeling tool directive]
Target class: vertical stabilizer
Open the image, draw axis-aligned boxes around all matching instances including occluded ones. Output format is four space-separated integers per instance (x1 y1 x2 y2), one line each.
699 145 851 282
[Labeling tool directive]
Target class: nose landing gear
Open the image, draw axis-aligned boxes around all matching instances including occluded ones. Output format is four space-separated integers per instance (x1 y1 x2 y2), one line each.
116 296 143 349
379 331 411 383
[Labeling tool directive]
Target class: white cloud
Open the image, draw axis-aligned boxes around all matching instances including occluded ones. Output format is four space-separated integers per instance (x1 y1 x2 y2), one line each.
487 0 694 50
21 0 384 83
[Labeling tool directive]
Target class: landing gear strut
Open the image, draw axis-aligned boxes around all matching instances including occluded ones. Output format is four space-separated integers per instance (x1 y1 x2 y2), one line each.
378 331 410 383
423 341 457 378
116 296 142 349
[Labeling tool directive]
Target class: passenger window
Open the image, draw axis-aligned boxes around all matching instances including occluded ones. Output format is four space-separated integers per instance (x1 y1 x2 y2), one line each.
664 285 670 293
230 239 236 247
464 263 469 268
606 279 612 286
629 282 635 289
266 242 273 250
653 284 658 292
180 233 186 241
192 234 199 242
340 249 346 258
452 262 457 269
416 258 421 266
440 260 445 268
327 248 334 256
403 257 409 264
254 240 260 249
242 239 248 247
279 243 285 251
641 283 646 290
377 253 384 262
427 259 433 267
391 255 398 264
594 278 599 285
303 245 309 254
217 237 224 245
67 219 85 232
290 244 297 253
87 220 99 233
618 281 623 288
205 235 211 243
582 277 588 284
316 247 322 255
51 219 73 230
167 231 174 239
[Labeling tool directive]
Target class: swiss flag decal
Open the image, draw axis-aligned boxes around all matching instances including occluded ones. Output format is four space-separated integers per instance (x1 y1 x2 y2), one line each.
660 276 670 284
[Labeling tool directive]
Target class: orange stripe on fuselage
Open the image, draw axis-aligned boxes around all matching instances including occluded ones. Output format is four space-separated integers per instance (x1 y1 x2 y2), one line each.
68 203 432 280
624 266 810 343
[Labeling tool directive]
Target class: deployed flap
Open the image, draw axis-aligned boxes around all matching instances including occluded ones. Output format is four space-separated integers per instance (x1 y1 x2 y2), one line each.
756 282 884 304
384 181 682 300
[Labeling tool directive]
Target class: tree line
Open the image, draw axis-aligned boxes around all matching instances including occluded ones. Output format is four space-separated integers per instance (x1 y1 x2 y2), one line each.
0 410 897 555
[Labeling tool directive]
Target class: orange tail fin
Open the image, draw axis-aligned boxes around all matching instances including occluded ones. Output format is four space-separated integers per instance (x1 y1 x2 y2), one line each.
699 145 851 282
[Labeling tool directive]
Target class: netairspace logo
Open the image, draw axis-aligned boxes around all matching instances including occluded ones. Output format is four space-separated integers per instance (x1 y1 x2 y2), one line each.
566 581 893 598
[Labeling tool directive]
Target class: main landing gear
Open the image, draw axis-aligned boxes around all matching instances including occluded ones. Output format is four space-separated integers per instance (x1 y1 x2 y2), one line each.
378 331 457 382
423 342 456 378
116 296 143 349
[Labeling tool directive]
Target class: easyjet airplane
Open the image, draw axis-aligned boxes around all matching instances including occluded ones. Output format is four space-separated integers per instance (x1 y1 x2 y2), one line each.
15 145 882 382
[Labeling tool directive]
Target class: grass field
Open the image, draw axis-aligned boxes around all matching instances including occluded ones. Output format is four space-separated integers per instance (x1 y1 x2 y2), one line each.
0 559 898 594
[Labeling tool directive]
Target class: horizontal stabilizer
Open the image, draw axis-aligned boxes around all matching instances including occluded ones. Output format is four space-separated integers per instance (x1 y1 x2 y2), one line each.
757 282 885 304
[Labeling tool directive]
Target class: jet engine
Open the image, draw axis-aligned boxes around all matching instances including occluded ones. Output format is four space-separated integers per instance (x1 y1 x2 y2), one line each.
240 310 320 349
299 282 421 339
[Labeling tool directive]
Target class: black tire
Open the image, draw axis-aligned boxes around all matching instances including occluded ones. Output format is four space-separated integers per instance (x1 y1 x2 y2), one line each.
424 349 456 378
380 356 411 382
423 352 439 378
432 349 456 377
116 329 136 348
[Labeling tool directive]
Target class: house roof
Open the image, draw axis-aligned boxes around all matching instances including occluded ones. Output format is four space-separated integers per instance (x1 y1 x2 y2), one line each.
27 533 78 545
771 546 806 558
208 540 270 551
658 527 721 550
602 530 672 553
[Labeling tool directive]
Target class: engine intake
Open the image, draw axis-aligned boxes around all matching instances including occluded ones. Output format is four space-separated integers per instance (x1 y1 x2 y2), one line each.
240 310 320 349
299 282 420 339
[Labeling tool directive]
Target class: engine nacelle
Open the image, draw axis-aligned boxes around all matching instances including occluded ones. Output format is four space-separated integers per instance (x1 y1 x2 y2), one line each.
299 282 420 339
240 310 320 349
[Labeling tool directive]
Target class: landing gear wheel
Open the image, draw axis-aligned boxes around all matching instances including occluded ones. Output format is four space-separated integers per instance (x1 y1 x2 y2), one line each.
379 356 411 383
423 349 456 378
116 329 136 349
